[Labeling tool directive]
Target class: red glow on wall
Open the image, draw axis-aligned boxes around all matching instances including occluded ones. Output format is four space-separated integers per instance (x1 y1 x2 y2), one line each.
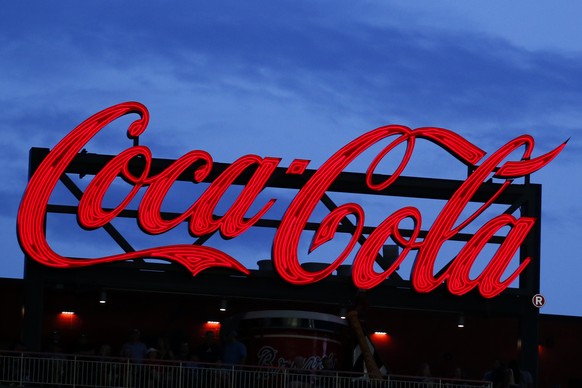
199 321 221 338
17 102 567 299
56 311 79 329
371 332 392 347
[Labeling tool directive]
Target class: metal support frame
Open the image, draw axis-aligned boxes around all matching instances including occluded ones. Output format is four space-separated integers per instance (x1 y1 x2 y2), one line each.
22 146 542 378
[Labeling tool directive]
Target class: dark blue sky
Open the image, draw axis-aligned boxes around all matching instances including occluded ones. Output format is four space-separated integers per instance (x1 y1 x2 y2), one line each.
1 1 580 316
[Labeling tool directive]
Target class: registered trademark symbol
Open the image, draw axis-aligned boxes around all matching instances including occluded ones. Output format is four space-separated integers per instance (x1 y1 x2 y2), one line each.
532 293 545 308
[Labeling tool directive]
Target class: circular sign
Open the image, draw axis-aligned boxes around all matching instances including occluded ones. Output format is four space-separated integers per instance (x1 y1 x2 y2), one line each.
532 294 545 308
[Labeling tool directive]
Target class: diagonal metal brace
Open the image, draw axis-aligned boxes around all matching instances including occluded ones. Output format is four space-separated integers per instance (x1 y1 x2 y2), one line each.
321 193 404 281
59 173 137 254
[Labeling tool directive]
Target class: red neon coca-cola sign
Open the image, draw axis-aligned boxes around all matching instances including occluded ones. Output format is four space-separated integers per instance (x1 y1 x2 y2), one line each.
17 102 566 298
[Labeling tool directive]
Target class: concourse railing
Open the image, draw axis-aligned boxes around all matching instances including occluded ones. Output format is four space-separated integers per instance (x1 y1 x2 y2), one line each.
0 351 491 388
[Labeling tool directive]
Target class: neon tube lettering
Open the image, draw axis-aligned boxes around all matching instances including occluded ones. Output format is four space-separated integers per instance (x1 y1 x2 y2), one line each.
17 102 567 297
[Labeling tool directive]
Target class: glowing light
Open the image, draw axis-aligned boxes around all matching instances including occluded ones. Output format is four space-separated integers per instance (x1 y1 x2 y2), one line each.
457 315 465 328
286 159 310 175
16 102 250 277
61 311 75 315
373 331 387 336
339 308 347 320
16 102 567 299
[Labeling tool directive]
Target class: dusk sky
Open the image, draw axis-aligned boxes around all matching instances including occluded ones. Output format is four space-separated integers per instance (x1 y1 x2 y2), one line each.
1 1 581 316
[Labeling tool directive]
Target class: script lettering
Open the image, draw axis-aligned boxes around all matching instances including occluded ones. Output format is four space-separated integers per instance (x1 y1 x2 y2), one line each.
17 102 249 276
17 102 567 298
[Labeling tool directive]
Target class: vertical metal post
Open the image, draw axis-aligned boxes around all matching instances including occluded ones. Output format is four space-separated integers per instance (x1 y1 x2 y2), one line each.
72 355 77 388
19 352 24 386
22 148 50 352
125 359 130 388
519 185 542 387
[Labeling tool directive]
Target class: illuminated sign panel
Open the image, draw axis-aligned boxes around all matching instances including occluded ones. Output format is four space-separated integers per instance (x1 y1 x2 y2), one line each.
17 102 566 298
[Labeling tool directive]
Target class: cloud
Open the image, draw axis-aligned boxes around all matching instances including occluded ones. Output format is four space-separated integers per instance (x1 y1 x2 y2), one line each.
1 0 580 315
4 2 582 141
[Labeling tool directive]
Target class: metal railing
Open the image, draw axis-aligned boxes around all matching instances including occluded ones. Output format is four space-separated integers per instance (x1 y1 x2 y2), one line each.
0 351 491 388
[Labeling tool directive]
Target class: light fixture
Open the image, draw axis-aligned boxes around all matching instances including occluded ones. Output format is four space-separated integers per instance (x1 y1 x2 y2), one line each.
99 291 107 304
219 299 227 312
457 315 465 328
207 321 220 325
374 331 387 336
339 307 347 320
61 311 75 315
